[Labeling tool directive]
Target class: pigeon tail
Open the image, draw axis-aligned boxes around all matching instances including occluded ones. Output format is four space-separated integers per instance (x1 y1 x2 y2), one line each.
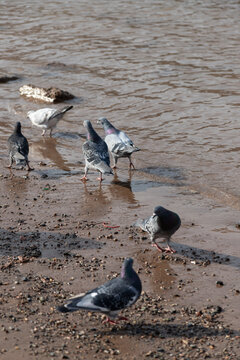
133 218 146 231
60 105 73 114
48 105 73 121
57 305 72 313
124 145 140 155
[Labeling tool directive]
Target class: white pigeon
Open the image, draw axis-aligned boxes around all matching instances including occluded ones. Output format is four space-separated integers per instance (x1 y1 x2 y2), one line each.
97 117 140 169
27 105 73 136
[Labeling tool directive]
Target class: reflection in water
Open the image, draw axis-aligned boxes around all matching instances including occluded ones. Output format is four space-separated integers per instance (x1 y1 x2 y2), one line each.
109 172 138 205
82 182 111 218
30 138 70 171
4 175 29 200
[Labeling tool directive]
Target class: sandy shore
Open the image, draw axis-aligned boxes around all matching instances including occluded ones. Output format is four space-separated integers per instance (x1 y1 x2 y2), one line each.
0 159 240 359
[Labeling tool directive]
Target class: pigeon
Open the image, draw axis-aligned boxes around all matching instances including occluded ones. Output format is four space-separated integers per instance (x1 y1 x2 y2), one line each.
57 258 142 324
81 120 113 182
134 206 181 253
7 122 32 171
97 117 140 169
27 105 73 136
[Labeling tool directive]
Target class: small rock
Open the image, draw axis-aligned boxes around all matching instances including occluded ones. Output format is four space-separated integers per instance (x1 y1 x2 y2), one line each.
19 84 75 103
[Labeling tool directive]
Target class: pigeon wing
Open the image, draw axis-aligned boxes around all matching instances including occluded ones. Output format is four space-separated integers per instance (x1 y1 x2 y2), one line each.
28 108 56 126
59 278 139 313
83 141 111 173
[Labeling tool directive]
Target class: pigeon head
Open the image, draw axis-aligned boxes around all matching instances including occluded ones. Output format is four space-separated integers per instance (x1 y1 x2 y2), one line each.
83 120 102 143
121 257 134 278
27 111 33 119
153 206 166 216
154 206 181 233
14 122 22 134
97 117 117 135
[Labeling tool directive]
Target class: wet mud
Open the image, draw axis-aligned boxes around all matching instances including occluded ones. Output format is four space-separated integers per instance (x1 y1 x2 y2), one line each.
0 161 239 359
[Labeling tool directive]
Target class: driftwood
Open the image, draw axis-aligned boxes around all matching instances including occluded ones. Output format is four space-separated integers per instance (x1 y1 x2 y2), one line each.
19 84 75 103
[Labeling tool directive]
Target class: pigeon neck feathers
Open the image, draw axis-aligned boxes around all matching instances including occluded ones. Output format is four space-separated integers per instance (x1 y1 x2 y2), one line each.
84 120 102 143
14 122 22 135
120 258 142 292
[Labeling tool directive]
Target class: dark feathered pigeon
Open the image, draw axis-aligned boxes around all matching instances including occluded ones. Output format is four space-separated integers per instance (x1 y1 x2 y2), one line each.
7 122 32 171
134 206 181 253
81 120 113 182
57 258 142 324
27 105 73 136
97 117 140 169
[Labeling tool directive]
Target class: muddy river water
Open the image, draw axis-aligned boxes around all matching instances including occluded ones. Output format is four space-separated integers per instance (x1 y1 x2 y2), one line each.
1 0 240 204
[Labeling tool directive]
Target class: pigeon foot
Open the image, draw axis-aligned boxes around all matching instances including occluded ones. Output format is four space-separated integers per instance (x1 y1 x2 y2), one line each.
102 317 118 325
151 243 164 252
102 316 129 325
81 176 88 182
163 245 176 254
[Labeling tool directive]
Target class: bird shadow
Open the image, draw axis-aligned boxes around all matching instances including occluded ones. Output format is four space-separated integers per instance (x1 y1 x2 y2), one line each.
172 242 240 269
109 172 138 205
31 137 71 171
139 166 187 184
101 321 239 339
53 131 85 140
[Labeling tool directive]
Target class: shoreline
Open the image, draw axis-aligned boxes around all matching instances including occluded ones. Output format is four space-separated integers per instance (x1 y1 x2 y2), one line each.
0 160 239 359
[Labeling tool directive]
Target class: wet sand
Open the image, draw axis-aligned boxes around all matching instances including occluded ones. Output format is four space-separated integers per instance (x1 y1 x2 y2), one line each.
0 158 239 360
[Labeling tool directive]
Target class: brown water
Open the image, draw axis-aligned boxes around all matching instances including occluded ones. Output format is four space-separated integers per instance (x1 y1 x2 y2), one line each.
1 1 240 209
1 0 240 208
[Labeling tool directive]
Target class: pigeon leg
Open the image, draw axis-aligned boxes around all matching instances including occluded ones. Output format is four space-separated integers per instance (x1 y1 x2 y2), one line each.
81 167 88 182
102 317 118 325
41 129 46 136
112 156 118 169
7 155 13 169
49 129 53 137
26 161 34 171
151 243 164 252
96 172 103 182
128 156 135 170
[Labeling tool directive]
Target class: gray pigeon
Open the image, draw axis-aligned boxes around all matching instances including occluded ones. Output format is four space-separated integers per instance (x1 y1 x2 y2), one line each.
7 122 32 171
81 120 113 182
57 258 142 324
97 117 140 169
27 105 73 136
134 206 181 253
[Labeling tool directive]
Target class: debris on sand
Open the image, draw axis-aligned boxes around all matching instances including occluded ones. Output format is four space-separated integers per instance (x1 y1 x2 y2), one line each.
19 84 75 103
